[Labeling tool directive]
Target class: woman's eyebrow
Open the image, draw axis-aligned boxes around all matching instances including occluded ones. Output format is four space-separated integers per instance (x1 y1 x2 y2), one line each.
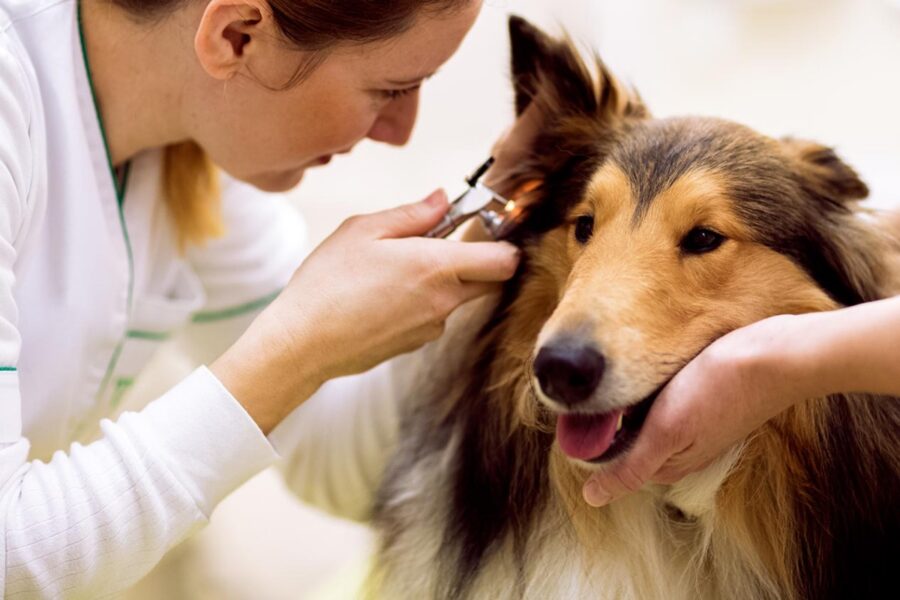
385 70 439 86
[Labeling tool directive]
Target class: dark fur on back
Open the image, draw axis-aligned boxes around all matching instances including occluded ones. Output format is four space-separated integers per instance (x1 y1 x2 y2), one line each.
372 16 900 600
792 396 900 598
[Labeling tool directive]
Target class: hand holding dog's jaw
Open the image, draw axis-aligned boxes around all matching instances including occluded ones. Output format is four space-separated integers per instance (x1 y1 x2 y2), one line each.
581 313 823 508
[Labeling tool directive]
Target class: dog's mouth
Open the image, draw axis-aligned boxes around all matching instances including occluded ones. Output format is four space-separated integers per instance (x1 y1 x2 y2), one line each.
554 386 662 464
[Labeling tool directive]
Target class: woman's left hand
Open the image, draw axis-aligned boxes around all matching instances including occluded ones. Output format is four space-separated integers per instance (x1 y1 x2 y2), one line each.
581 314 818 507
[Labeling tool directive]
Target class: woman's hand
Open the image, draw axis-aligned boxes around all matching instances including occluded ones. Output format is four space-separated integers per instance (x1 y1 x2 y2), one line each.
212 189 520 433
581 314 820 507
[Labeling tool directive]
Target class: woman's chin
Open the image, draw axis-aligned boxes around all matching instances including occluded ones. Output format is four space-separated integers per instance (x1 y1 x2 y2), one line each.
246 169 306 193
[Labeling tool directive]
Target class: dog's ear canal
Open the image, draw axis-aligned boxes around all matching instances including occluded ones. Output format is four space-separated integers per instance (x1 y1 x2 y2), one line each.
781 138 869 204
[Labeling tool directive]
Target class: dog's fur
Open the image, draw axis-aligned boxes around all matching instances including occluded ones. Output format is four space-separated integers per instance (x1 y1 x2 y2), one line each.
369 17 900 600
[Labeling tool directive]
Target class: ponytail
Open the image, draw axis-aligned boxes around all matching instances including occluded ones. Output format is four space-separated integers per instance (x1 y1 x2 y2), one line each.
163 141 223 251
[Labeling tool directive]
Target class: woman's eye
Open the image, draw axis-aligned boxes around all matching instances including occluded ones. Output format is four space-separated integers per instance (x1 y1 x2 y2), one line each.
680 227 726 254
381 85 420 101
574 215 594 244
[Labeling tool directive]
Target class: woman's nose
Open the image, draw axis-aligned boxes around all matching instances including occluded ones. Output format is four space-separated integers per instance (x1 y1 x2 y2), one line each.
366 91 420 146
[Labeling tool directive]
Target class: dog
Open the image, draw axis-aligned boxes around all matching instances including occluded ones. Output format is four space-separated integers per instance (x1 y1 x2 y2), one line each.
368 16 900 600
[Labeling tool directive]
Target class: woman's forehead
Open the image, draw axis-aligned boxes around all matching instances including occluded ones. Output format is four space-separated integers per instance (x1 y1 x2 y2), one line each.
331 0 482 81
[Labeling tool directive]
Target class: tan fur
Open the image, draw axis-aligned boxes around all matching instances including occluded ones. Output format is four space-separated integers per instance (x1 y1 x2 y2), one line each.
536 165 838 411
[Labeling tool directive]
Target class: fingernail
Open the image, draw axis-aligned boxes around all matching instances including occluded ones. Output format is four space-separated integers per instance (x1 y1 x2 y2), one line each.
425 189 447 208
502 242 521 257
584 481 611 507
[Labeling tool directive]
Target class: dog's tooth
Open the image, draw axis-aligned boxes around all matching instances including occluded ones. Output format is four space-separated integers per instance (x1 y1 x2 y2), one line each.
616 413 624 432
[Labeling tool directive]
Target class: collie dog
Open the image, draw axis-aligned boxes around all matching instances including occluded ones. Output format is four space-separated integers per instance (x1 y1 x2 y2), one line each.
369 17 900 600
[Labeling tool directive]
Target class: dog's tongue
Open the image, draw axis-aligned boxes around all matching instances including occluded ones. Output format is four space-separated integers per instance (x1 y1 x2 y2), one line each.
556 411 622 461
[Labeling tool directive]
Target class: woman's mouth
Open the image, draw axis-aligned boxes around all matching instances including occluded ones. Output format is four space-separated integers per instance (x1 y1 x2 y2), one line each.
555 389 660 463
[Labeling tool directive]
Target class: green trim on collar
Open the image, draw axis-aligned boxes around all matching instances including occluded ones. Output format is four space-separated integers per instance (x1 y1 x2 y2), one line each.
110 377 135 410
76 1 130 205
192 290 281 324
79 1 137 402
126 330 172 341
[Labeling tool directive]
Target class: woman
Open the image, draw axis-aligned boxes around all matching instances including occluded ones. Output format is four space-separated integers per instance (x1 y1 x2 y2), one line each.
0 0 520 595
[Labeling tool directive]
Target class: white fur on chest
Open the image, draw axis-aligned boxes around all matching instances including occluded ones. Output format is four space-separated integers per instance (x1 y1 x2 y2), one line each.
374 443 752 599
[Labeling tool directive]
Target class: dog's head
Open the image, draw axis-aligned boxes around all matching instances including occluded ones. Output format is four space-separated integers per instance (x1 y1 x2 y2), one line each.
499 17 890 466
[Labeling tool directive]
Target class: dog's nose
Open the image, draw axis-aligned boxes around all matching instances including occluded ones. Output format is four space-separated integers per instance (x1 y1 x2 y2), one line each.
534 343 606 406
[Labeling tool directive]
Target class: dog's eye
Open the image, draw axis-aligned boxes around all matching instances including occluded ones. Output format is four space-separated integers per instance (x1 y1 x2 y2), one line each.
574 216 594 244
680 227 725 254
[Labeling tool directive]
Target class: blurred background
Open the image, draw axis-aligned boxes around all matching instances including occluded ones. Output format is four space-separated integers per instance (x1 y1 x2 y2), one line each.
125 0 900 598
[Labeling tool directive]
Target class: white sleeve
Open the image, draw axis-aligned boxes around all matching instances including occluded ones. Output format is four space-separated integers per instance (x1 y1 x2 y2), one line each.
0 44 278 597
176 177 308 366
173 166 419 523
268 349 425 522
2 369 277 598
177 178 420 522
268 296 493 522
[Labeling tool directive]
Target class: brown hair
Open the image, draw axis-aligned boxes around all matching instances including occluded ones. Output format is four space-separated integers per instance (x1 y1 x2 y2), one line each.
114 0 470 248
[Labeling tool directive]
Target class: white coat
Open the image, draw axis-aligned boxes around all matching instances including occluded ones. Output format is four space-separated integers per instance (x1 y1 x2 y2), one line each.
0 1 412 596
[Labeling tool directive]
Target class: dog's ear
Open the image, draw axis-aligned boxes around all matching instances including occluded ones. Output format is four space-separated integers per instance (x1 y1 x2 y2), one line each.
508 16 647 122
778 138 887 305
780 138 869 204
497 18 648 243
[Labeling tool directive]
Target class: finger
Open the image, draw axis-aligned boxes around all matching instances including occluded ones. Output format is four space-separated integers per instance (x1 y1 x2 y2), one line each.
454 281 503 306
583 452 667 508
361 189 450 239
582 415 677 507
436 240 521 283
653 452 716 486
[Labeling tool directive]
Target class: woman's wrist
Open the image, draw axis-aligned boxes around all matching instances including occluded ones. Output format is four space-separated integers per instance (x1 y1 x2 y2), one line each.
801 296 900 397
726 314 819 414
751 311 847 403
771 298 900 399
211 315 324 435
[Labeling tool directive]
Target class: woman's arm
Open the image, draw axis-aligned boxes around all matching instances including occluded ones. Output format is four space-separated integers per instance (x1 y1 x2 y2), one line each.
581 294 900 507
267 350 422 521
0 37 269 596
1 370 277 597
210 190 520 434
805 294 900 396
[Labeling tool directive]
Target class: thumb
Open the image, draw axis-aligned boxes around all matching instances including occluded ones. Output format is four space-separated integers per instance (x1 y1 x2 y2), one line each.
582 425 672 507
366 189 449 239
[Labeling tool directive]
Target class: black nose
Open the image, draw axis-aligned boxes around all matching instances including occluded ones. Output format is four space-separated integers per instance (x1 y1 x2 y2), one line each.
534 343 606 406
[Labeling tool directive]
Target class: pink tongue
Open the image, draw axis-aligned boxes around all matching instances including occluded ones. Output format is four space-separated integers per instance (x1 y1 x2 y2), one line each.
556 411 623 461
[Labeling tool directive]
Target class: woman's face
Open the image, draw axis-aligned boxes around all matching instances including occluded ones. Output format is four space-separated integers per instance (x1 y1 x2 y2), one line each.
188 1 483 192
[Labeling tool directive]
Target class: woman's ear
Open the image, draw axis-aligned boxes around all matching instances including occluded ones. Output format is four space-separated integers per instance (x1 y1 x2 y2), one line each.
194 0 268 80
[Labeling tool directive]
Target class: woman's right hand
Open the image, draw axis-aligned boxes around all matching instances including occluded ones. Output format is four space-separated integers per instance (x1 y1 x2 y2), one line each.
211 189 520 433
